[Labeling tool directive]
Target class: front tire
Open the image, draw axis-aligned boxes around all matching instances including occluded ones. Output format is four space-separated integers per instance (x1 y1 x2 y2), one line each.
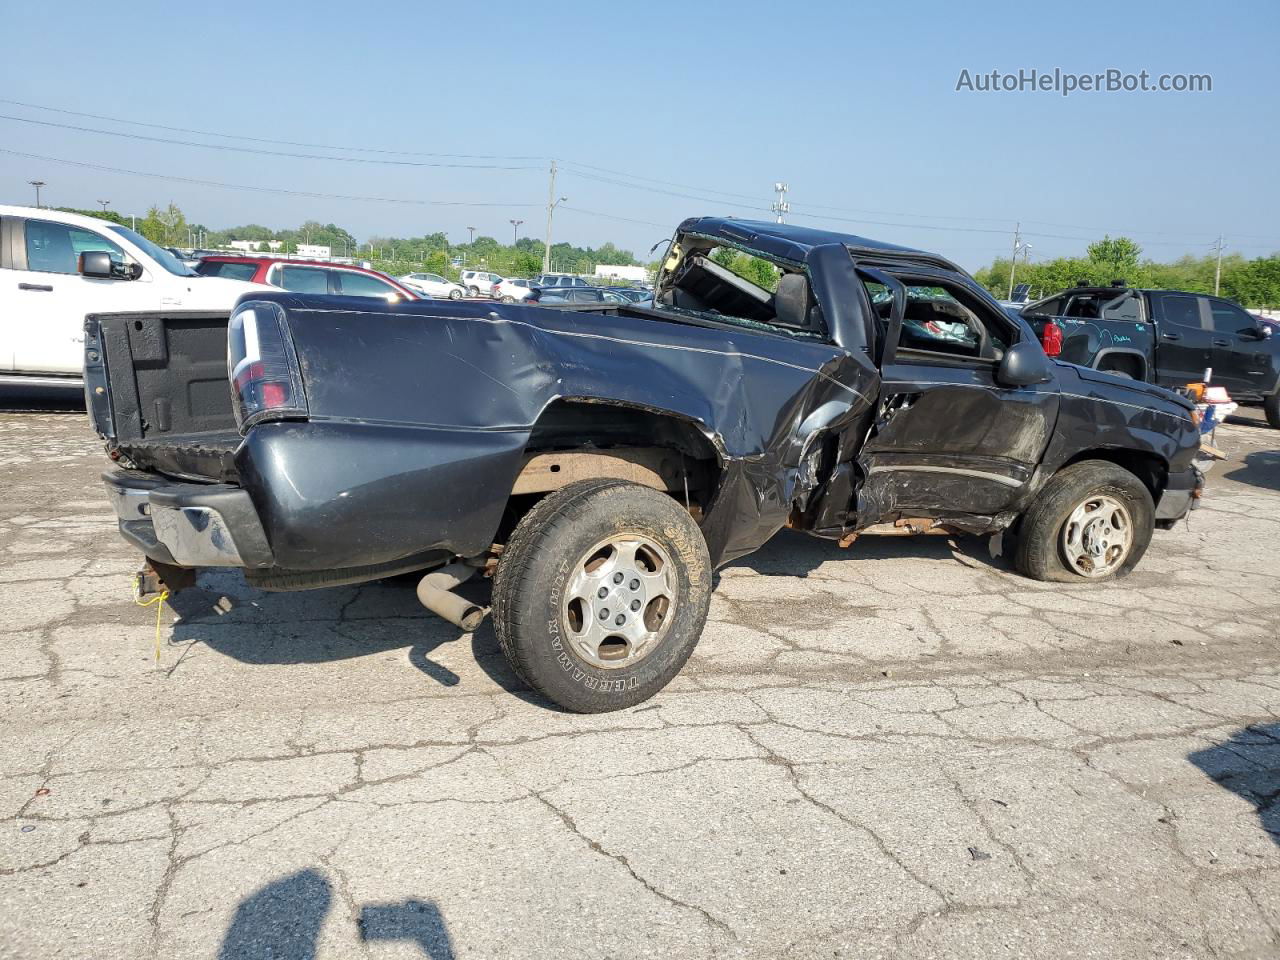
1014 460 1154 583
1264 393 1280 429
492 479 711 713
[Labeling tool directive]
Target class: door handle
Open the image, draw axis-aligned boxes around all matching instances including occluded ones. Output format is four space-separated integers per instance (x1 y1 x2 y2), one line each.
18 283 53 292
1160 331 1181 341
1212 339 1230 347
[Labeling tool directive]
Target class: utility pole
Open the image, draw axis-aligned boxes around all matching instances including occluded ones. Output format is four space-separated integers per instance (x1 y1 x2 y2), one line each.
97 199 110 212
28 180 45 208
771 182 789 223
1007 222 1023 300
467 226 476 245
1212 234 1225 296
509 219 524 245
543 160 560 273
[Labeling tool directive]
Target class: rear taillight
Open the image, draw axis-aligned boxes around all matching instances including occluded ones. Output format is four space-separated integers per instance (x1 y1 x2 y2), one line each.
228 301 308 432
1040 321 1064 357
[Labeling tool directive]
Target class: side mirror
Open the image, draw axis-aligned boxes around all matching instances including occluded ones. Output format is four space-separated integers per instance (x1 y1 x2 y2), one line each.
79 251 115 279
1253 322 1273 340
997 338 1055 387
79 251 139 280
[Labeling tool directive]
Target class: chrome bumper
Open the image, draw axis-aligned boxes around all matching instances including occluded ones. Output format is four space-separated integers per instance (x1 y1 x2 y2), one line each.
102 470 273 568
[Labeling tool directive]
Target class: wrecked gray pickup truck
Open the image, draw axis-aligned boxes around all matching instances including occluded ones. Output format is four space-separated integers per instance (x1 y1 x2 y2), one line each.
88 217 1204 712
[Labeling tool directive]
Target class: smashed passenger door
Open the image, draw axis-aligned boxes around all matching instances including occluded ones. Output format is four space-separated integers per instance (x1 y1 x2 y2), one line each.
853 267 1059 530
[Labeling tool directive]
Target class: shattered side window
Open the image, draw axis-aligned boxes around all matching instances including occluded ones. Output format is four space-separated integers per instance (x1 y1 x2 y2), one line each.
897 285 1007 358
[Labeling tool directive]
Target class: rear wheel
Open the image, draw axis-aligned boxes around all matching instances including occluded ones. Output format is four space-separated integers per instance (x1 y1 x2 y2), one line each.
1014 460 1154 582
449 289 463 300
501 295 516 303
1264 393 1280 429
467 285 480 297
492 479 711 712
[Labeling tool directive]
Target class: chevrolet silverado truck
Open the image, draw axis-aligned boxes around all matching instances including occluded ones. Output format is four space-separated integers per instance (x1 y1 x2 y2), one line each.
1020 284 1279 427
89 218 1204 712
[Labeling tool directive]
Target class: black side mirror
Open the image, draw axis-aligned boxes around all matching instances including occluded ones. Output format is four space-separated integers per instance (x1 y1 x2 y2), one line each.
79 251 114 278
997 339 1055 387
79 251 138 280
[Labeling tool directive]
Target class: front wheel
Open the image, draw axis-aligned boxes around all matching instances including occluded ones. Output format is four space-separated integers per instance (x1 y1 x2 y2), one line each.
1014 460 1154 583
1264 393 1280 429
492 478 711 712
501 295 516 303
449 289 463 300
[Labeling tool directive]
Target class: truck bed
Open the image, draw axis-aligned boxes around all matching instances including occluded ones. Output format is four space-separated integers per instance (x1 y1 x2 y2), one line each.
85 310 241 482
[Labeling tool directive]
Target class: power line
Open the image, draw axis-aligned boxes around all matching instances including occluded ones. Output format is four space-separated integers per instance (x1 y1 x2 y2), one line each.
7 96 1279 246
0 148 542 208
0 114 542 170
0 97 545 161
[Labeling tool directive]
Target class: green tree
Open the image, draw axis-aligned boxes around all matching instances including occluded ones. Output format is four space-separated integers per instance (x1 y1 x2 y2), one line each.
1086 236 1142 281
139 203 188 246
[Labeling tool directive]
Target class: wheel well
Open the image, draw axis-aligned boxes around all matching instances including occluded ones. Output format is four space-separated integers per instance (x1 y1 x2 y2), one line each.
496 400 722 536
1095 352 1145 380
1058 448 1168 500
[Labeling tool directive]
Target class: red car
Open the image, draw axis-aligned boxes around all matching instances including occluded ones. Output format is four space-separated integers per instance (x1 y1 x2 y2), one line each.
195 256 420 301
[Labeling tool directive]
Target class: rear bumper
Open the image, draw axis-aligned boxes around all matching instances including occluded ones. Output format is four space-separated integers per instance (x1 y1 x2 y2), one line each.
1154 465 1204 522
103 469 273 568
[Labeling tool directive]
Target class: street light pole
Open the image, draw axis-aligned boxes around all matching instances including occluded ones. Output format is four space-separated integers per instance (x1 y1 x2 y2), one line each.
467 226 476 245
28 181 45 208
97 199 110 212
510 219 524 245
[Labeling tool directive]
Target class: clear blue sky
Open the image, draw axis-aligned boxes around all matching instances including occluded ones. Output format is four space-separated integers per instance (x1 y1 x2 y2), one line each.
2 0 1276 270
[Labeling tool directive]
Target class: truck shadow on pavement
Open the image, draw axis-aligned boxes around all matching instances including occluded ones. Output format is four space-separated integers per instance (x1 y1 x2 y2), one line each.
1223 450 1280 492
728 527 1011 578
164 531 1006 709
166 574 537 700
1187 725 1280 849
217 868 456 959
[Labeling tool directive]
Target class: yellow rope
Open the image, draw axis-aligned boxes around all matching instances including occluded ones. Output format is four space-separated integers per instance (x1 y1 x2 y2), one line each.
133 578 170 662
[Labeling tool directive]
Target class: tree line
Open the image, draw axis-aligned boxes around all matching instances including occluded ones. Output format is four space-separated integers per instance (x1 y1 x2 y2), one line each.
973 237 1280 308
56 203 643 280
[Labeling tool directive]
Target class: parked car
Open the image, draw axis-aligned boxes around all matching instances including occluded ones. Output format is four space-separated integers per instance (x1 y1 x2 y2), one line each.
195 256 419 301
535 274 592 288
90 216 1202 713
400 272 465 300
1021 284 1279 427
608 287 652 303
0 204 269 389
460 270 503 297
533 286 632 305
493 277 540 303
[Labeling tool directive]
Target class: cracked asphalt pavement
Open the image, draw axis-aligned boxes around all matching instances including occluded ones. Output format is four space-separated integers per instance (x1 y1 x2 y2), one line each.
1 406 1278 959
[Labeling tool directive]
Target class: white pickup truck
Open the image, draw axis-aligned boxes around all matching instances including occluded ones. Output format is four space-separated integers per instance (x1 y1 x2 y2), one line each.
0 205 267 391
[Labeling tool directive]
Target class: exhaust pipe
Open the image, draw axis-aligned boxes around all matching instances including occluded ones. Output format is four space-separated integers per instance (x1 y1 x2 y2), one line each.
416 563 487 631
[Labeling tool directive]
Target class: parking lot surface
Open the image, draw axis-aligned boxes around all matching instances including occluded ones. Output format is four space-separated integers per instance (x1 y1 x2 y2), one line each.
1 408 1278 960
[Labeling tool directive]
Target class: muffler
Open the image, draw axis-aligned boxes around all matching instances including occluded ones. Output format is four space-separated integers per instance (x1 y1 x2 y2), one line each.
416 563 487 631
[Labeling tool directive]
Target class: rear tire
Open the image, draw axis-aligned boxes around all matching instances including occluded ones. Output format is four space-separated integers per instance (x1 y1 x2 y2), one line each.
492 479 711 713
449 289 463 300
1014 460 1154 583
1264 393 1280 429
467 285 479 297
